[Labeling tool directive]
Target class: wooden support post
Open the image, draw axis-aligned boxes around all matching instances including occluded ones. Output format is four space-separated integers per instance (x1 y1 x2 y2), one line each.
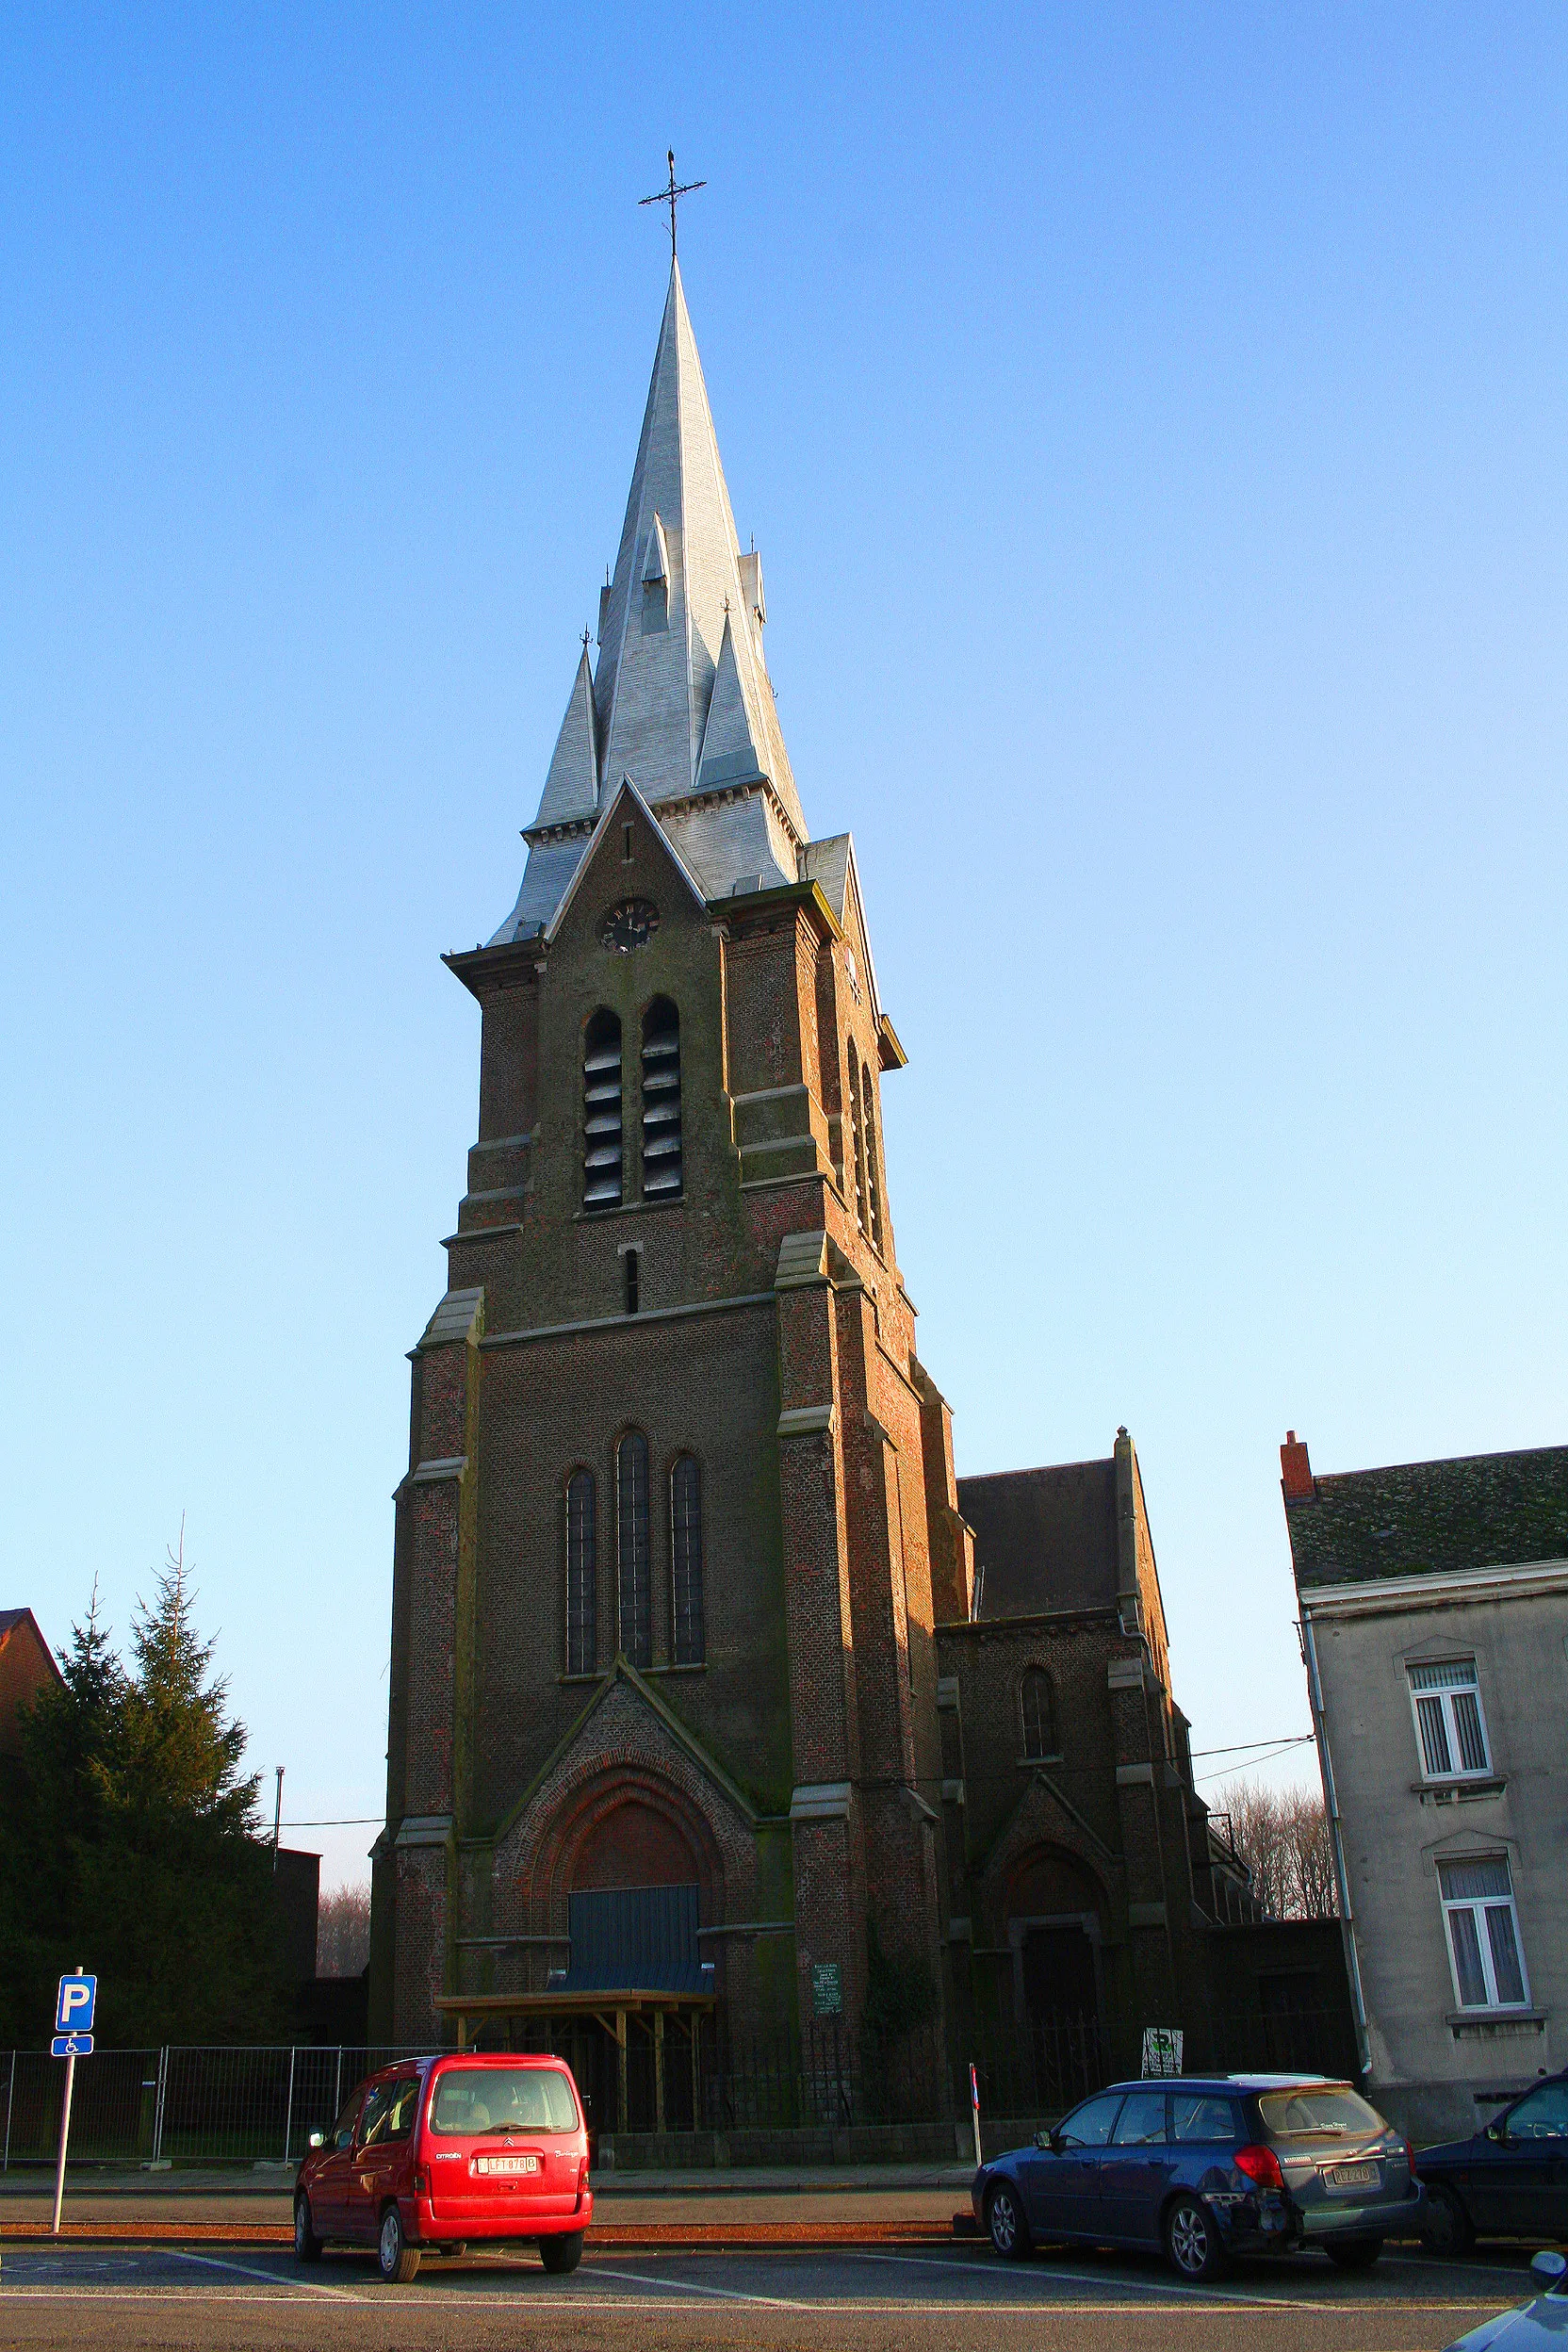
616 2008 629 2133
690 2012 700 2131
654 2008 665 2133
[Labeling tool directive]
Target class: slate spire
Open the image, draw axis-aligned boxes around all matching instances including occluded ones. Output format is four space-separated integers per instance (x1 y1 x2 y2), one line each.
531 640 600 828
593 260 803 838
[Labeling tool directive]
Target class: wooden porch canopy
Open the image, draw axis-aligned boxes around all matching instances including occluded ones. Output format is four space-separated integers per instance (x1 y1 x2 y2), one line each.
434 1984 716 2132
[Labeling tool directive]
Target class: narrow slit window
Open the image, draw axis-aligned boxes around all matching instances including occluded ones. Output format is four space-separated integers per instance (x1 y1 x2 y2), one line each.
861 1060 883 1250
1409 1659 1492 1780
624 1249 640 1315
847 1047 867 1234
623 822 633 862
671 1455 705 1666
565 1471 596 1676
641 997 682 1200
583 1011 623 1209
1021 1667 1058 1760
617 1430 651 1667
1438 1855 1528 2009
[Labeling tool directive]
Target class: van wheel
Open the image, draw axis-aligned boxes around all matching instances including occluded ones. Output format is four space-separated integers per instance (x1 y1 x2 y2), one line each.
1326 2236 1382 2270
540 2232 583 2275
985 2182 1031 2258
1420 2184 1475 2257
378 2204 421 2284
1165 2194 1227 2281
293 2196 321 2264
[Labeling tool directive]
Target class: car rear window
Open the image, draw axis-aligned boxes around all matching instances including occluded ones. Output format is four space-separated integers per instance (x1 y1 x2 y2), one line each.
1256 2087 1385 2139
1171 2094 1239 2145
430 2066 580 2135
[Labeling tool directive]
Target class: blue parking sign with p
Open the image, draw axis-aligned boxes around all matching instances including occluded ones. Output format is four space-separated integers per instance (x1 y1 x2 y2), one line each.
55 1975 96 2036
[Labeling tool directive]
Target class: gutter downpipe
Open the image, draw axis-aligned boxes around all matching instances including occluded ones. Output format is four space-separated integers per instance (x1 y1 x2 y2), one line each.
1299 1605 1372 2082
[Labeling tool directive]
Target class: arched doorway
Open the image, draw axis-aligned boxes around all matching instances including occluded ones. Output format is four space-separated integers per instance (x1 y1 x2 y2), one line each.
1004 1846 1107 2109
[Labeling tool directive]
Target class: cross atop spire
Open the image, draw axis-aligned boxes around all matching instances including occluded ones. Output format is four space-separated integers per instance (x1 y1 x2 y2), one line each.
640 149 706 259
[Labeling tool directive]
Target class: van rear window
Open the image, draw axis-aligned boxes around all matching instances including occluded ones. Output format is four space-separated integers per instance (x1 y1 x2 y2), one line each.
1256 2087 1384 2138
431 2066 580 2135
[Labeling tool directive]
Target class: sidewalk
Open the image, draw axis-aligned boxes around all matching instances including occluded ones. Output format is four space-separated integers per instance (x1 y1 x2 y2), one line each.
0 2161 977 2244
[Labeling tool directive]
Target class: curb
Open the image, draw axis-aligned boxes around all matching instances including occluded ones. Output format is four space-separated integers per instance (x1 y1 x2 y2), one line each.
0 2217 969 2249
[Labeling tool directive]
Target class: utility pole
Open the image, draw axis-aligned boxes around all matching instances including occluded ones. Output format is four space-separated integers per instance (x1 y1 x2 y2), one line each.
272 1765 285 1870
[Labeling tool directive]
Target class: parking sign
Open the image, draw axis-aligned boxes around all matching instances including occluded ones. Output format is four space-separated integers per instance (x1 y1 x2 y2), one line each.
55 1974 96 2036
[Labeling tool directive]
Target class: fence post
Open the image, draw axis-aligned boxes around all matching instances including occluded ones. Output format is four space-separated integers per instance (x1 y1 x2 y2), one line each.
3 2050 13 2172
283 2046 297 2165
153 2048 168 2165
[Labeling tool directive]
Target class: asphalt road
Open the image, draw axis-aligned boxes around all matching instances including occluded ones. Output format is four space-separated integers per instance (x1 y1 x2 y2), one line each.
0 2236 1536 2350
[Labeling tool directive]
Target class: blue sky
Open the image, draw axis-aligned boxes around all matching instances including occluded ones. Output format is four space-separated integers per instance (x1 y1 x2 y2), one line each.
4 6 1564 1891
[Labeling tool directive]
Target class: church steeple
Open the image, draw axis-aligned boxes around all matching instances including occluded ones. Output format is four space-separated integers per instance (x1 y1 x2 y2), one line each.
593 260 801 834
489 259 808 947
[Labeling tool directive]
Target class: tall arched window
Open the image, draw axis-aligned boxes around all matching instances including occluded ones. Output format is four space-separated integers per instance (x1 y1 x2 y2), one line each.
671 1455 705 1666
641 997 682 1198
1021 1667 1059 1761
860 1059 883 1251
565 1470 596 1676
847 1044 867 1234
1024 1665 1062 1759
617 1430 651 1666
583 1011 623 1208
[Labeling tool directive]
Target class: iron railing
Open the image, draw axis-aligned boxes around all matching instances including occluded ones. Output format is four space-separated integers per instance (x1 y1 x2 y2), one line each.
0 2005 1355 2164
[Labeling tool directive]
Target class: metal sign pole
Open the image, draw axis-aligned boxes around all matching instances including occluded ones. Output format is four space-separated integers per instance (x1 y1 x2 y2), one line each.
51 2052 76 2235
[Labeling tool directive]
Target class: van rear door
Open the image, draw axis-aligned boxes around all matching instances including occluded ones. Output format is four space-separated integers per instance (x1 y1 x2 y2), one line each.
425 2065 581 2228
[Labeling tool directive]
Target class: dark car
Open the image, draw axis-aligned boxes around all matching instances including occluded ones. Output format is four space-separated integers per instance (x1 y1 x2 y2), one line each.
1416 2071 1568 2255
972 2074 1423 2281
293 2052 594 2284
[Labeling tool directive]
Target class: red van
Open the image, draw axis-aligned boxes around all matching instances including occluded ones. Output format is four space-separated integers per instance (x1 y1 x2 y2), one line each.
293 2052 594 2283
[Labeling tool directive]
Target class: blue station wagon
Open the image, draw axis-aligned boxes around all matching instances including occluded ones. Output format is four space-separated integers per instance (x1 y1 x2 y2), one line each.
973 2074 1424 2281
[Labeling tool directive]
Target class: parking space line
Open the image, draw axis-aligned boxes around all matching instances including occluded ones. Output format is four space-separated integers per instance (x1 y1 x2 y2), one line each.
165 2248 361 2300
840 2247 1304 2308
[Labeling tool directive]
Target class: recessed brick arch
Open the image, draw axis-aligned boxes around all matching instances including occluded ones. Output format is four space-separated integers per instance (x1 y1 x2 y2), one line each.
1004 1842 1108 1929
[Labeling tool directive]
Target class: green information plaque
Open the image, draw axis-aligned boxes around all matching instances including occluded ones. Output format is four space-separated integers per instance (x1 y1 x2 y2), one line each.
810 1961 842 2017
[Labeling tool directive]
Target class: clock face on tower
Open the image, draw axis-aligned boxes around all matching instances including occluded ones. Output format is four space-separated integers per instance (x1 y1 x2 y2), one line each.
599 898 660 953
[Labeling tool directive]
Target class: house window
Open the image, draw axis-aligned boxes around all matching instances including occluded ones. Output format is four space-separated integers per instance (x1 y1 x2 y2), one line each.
617 1430 651 1667
641 998 682 1199
565 1471 596 1675
1438 1855 1529 2010
1021 1667 1059 1760
623 1248 640 1315
671 1455 705 1666
583 1011 623 1208
860 1060 883 1251
1409 1658 1492 1779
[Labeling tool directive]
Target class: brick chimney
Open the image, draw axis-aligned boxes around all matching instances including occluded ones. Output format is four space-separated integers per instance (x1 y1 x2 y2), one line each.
1280 1429 1314 1502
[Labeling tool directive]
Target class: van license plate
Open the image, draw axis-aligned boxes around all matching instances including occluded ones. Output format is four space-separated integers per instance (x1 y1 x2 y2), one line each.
1327 2162 1377 2190
475 2154 540 2176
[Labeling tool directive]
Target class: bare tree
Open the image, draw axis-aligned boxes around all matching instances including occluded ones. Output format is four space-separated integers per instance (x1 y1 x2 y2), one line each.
317 1884 371 1977
1217 1777 1337 1920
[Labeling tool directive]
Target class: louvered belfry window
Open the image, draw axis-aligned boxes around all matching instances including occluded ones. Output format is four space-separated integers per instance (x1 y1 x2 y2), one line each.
617 1430 652 1667
565 1471 596 1676
671 1455 705 1666
847 1050 867 1234
641 998 682 1198
861 1059 883 1251
583 1011 624 1208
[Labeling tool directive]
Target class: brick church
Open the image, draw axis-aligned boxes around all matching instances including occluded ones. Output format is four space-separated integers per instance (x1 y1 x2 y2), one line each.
368 253 1296 2121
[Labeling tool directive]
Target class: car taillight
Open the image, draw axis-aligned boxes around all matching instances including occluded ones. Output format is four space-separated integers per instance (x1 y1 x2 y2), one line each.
1402 2140 1415 2177
414 2169 429 2195
578 2153 589 2190
1233 2143 1284 2192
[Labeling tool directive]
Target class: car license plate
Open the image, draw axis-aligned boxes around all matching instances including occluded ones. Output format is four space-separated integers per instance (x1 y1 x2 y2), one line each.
475 2153 539 2176
1327 2161 1378 2190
